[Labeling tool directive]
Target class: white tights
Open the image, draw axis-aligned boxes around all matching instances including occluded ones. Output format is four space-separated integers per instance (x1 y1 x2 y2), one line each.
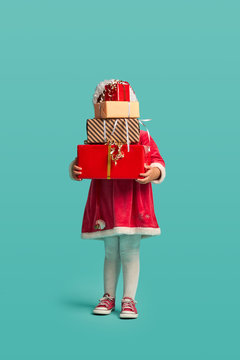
103 235 141 299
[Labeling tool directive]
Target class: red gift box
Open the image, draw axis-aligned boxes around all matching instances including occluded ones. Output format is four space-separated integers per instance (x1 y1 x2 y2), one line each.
104 81 130 102
77 144 148 179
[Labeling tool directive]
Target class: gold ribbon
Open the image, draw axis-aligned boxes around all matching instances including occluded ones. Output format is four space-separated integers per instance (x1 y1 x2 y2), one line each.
111 143 124 165
106 142 125 179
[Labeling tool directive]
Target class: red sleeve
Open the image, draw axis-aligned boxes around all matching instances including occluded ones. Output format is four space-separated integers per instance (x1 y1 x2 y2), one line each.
139 130 166 184
149 136 165 167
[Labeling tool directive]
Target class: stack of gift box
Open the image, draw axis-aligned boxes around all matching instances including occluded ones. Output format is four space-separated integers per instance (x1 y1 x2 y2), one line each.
77 80 150 179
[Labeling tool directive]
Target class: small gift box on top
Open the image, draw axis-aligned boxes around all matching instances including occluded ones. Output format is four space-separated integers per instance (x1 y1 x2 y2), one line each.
93 79 140 119
104 81 130 102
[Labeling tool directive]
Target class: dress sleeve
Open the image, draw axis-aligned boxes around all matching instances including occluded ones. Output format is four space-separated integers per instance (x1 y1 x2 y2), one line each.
140 131 166 184
149 136 166 184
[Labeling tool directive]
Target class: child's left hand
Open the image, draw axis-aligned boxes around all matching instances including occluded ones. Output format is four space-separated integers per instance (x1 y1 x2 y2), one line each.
136 164 161 184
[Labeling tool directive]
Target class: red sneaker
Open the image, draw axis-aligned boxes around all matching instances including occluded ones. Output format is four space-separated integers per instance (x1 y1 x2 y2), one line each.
93 293 115 315
120 297 138 319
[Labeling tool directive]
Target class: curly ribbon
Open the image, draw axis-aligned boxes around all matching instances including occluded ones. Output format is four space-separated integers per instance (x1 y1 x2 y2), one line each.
111 143 124 165
99 103 151 155
138 119 151 145
109 118 130 152
105 117 152 178
138 119 152 162
98 101 134 152
106 118 151 153
106 142 125 179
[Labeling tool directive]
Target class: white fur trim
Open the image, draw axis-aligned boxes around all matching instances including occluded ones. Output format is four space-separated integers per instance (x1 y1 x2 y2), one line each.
93 79 114 104
81 226 161 239
150 163 166 184
129 87 137 102
69 160 75 180
93 79 137 104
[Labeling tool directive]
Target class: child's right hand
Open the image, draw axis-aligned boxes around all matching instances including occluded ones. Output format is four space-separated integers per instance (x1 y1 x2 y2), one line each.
72 158 83 181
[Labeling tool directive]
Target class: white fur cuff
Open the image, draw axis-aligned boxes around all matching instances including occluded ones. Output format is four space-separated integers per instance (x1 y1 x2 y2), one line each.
150 163 166 184
69 160 75 180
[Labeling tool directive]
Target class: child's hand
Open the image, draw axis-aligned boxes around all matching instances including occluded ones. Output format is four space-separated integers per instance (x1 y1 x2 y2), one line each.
72 158 83 181
136 164 161 184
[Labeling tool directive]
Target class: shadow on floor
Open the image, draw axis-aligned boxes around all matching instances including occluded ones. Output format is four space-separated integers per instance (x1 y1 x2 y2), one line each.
59 296 120 317
61 297 94 311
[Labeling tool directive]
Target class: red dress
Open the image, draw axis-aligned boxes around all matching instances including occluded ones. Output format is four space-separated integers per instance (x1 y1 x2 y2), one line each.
80 131 166 239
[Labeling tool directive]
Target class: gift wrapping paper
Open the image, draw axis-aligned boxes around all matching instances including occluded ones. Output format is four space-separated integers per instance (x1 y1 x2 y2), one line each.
77 144 145 179
94 101 140 119
86 118 140 144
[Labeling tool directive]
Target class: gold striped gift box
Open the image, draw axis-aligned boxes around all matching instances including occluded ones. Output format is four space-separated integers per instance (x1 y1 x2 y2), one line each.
86 118 140 144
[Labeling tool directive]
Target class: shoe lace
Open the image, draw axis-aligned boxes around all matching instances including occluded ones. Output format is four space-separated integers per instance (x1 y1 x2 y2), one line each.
98 293 114 306
121 298 137 311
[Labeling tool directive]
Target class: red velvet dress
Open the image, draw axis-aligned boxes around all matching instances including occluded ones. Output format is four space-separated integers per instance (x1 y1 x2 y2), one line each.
81 131 166 239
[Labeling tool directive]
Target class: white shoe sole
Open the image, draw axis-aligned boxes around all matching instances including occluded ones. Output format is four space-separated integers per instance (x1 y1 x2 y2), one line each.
120 312 138 319
93 308 115 315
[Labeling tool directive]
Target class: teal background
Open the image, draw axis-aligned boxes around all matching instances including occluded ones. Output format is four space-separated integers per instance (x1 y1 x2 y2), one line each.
0 0 239 359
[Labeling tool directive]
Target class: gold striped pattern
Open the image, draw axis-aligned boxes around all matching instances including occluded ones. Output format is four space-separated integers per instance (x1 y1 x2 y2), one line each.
86 118 140 144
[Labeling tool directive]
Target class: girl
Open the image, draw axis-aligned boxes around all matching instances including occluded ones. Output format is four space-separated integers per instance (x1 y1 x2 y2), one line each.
69 82 166 319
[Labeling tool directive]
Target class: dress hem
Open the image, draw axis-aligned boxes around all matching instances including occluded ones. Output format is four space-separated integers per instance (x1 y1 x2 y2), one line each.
81 226 161 239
